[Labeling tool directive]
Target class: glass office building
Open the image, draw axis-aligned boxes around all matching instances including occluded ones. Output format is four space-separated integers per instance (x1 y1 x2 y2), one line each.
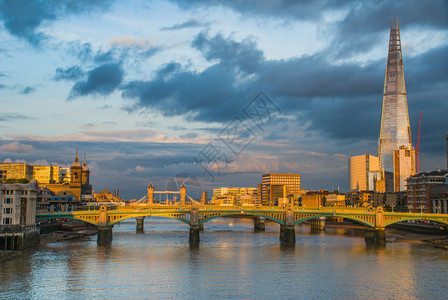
378 18 413 172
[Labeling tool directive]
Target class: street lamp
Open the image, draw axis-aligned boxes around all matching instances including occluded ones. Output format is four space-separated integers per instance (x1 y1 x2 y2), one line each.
408 205 413 213
419 204 425 214
436 205 441 214
391 204 395 213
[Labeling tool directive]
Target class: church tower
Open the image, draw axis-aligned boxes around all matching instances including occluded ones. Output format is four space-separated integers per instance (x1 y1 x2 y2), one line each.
378 18 413 173
70 151 82 187
82 155 90 186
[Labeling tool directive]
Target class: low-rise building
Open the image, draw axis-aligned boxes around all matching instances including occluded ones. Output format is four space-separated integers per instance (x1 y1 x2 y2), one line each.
406 169 448 213
0 181 40 250
345 191 373 207
212 187 257 205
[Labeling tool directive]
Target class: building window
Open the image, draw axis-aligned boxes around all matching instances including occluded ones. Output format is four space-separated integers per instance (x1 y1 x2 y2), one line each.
3 207 12 214
3 198 12 204
2 218 12 225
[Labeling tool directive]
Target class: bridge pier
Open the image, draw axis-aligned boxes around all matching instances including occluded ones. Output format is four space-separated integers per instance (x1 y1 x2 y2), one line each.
364 228 386 245
310 217 326 231
365 206 386 245
254 217 266 232
97 226 113 245
97 205 112 245
280 206 295 245
136 217 145 233
189 205 200 244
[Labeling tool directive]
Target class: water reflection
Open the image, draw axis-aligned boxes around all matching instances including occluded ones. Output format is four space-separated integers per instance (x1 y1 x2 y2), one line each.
1 218 448 298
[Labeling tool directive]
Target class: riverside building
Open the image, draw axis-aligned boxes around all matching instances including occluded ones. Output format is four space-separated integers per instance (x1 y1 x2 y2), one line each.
0 181 40 250
261 173 301 206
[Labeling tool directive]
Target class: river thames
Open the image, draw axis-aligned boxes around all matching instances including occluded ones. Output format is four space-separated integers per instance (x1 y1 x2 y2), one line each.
1 218 448 299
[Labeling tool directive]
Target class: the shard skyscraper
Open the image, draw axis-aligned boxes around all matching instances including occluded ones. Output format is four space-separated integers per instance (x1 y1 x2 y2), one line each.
378 18 413 173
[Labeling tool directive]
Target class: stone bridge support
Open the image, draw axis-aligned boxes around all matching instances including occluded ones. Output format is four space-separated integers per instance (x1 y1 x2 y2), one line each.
97 205 113 245
189 205 200 244
136 217 145 233
254 217 266 232
365 207 386 245
280 206 295 245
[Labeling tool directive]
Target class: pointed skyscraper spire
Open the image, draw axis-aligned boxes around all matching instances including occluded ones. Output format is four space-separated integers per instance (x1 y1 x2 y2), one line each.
378 18 413 173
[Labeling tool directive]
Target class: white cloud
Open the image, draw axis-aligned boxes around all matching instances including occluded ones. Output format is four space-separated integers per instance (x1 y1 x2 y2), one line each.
135 165 145 172
109 36 157 48
0 141 34 152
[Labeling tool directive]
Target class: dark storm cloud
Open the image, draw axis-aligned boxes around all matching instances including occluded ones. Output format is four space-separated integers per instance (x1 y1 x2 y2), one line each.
329 0 448 58
170 0 448 59
161 18 209 31
169 0 346 21
54 66 84 81
121 32 264 122
122 30 448 157
20 86 36 94
0 0 114 46
69 63 123 98
192 31 263 74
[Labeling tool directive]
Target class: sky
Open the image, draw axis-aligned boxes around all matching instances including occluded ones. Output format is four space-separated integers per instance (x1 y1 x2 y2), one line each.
0 0 447 200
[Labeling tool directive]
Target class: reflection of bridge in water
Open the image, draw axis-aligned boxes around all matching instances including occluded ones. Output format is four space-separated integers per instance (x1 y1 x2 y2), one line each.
37 205 448 246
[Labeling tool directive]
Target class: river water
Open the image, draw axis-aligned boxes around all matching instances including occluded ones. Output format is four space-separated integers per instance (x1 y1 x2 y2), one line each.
1 218 448 299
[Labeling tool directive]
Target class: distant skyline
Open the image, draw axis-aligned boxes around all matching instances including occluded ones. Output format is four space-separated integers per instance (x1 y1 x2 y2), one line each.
1 0 447 199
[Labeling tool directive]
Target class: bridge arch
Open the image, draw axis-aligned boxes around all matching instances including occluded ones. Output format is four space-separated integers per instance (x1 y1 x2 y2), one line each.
199 212 285 225
385 217 448 228
292 214 375 228
37 215 99 226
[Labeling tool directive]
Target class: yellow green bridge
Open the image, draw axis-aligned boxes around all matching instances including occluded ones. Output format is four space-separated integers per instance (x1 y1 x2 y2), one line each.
36 205 448 245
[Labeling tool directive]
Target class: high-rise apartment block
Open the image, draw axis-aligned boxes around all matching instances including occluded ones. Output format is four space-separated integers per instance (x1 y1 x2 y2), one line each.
393 146 415 192
378 18 414 176
349 155 380 191
261 173 300 206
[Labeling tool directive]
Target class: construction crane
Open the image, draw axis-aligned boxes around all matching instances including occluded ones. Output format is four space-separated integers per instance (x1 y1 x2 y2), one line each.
415 111 422 173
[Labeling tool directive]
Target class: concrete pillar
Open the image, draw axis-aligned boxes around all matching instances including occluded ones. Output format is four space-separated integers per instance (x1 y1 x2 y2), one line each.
136 217 145 233
97 205 113 245
365 206 386 245
147 184 154 205
365 228 386 245
310 217 326 230
254 217 266 232
97 226 113 245
180 185 186 206
189 205 200 244
280 206 295 245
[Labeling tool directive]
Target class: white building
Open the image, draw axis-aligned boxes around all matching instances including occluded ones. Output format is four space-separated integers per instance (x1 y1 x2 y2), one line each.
0 181 38 226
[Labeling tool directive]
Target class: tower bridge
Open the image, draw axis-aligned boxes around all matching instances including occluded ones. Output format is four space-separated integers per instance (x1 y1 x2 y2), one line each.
36 205 448 245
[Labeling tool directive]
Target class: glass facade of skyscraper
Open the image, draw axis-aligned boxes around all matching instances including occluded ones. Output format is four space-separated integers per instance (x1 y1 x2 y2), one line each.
378 19 413 172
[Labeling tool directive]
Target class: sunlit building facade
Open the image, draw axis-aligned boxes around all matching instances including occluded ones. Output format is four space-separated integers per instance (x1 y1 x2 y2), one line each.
261 173 301 206
407 169 448 213
349 155 380 191
393 146 416 192
378 18 413 173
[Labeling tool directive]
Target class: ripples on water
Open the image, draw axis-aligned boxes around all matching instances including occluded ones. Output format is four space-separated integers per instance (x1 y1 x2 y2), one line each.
1 218 448 299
